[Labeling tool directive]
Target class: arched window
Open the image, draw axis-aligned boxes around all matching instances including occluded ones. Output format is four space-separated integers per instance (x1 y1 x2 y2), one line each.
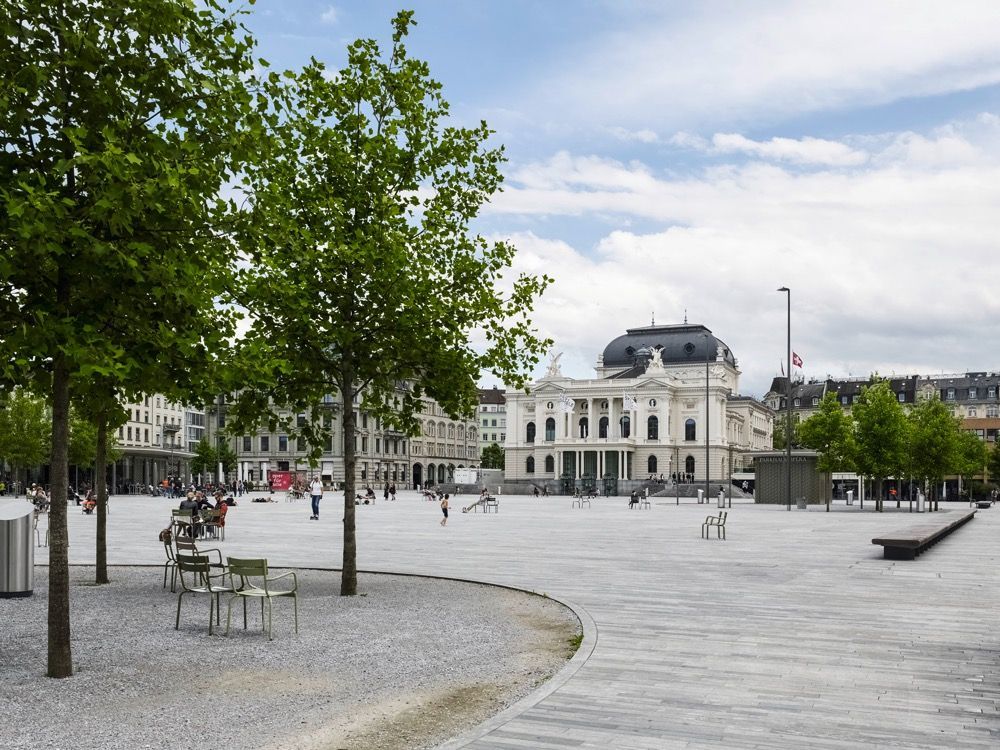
685 418 696 441
526 456 535 473
578 417 588 438
648 455 657 474
599 416 608 438
438 422 446 437
647 415 658 440
544 417 556 441
685 455 695 475
544 455 554 473
620 414 630 438
526 422 535 443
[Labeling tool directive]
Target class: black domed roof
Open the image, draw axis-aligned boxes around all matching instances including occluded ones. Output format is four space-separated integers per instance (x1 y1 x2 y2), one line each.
602 324 737 369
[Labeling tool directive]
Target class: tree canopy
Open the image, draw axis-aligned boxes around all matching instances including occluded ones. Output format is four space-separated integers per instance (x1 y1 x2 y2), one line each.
228 12 550 595
0 0 258 677
481 443 505 470
797 392 855 473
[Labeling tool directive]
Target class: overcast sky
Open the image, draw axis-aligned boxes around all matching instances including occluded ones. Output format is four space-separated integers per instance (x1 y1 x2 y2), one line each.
245 1 1000 398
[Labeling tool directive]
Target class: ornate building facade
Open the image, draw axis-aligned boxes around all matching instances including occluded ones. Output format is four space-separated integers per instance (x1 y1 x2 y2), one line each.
504 323 773 492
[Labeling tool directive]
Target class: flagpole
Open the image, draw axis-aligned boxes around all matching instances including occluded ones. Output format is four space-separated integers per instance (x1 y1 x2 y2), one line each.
778 286 791 511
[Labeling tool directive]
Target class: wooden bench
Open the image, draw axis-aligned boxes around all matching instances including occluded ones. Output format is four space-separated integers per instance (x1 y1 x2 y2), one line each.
701 511 727 540
871 510 976 560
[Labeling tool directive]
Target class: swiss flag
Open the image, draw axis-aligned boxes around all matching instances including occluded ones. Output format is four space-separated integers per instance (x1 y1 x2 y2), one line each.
792 351 803 368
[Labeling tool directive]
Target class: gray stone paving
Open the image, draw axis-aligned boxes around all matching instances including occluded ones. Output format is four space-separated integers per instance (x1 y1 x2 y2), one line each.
35 491 1000 748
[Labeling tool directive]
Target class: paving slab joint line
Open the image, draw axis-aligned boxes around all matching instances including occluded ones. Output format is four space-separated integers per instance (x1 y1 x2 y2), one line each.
51 562 598 749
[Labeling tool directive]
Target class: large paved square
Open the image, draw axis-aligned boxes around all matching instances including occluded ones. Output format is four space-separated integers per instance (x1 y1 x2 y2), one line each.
36 492 1000 748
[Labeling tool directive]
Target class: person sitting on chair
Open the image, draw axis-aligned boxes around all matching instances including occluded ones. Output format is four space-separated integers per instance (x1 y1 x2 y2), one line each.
82 493 97 514
628 489 639 508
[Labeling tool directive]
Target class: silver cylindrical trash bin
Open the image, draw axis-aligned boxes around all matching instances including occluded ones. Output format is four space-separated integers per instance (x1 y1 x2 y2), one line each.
697 489 704 503
0 500 34 597
846 490 854 505
717 490 725 508
917 492 925 513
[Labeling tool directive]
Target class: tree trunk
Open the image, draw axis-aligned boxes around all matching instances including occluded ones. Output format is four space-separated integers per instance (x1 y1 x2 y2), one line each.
340 373 358 596
95 413 109 584
48 351 73 678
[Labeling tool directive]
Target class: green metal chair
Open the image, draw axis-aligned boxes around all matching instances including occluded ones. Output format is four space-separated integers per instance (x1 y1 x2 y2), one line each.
174 553 233 635
162 537 177 592
225 558 298 640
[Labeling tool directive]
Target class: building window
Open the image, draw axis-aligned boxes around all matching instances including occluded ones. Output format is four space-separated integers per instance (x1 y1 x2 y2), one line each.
599 417 608 438
647 416 658 440
648 398 657 407
648 455 657 474
685 455 695 475
260 435 270 452
546 401 554 410
144 429 149 443
242 436 252 452
361 413 368 429
812 397 818 406
544 418 555 441
579 417 588 438
362 436 368 452
987 406 999 418
375 438 381 454
946 388 955 401
969 387 977 400
482 418 488 427
685 419 696 441
526 422 535 443
620 415 630 438
989 387 996 399
490 419 497 427
127 426 132 440
793 398 800 407
601 400 608 409
297 437 307 451
278 435 288 451
545 455 554 473
898 392 905 403
841 396 849 406
969 407 977 417
526 456 535 473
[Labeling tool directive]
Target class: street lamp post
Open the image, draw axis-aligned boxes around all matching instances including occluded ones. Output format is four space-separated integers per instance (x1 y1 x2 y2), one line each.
777 286 791 511
703 333 711 504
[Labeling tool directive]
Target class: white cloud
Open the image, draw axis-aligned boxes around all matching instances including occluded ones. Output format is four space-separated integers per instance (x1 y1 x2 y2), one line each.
495 116 1000 396
607 126 660 143
535 2 1000 129
319 6 338 24
710 133 869 167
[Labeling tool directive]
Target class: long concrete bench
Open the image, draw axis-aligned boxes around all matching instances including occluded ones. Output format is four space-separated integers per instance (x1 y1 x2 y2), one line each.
872 510 976 560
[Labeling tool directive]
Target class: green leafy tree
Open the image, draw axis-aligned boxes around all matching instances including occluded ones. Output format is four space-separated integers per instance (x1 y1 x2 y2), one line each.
852 380 909 511
771 412 800 450
229 13 551 596
0 0 257 676
988 441 1000 485
481 443 505 469
797 392 855 473
0 390 50 490
907 395 958 504
952 430 988 497
68 408 98 471
216 440 237 476
190 439 217 480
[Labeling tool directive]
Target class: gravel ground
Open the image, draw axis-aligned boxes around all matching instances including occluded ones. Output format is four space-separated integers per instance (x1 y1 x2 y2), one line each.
0 566 580 750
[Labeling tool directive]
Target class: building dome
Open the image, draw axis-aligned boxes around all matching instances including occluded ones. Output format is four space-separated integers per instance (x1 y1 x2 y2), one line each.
601 324 737 369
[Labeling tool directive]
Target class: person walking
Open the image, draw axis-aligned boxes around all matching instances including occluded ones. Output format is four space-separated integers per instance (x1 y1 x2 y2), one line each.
383 483 389 503
440 493 449 526
309 476 323 520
